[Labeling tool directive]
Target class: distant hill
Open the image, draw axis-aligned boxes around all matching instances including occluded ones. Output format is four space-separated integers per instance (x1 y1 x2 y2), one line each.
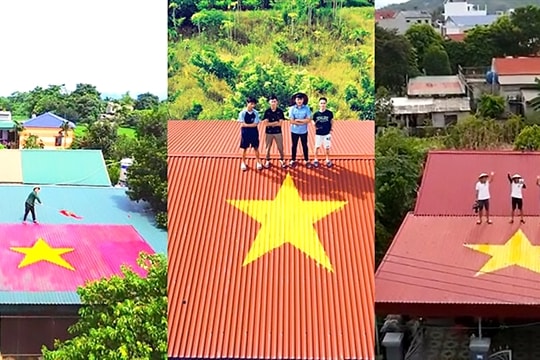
381 0 538 14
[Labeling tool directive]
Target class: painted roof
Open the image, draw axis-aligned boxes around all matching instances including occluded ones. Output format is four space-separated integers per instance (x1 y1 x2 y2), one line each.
0 120 15 130
375 214 540 316
445 33 466 42
168 120 374 157
400 10 431 18
407 76 466 96
415 151 540 216
391 97 470 114
375 10 396 20
168 121 375 359
0 150 23 183
493 57 540 76
447 15 498 26
23 112 75 128
20 149 111 186
0 184 167 304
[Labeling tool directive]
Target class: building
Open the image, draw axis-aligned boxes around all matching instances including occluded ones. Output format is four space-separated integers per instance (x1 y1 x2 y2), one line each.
0 149 166 358
443 14 499 35
19 112 76 149
376 150 540 359
0 111 17 147
490 57 540 115
376 10 432 34
167 120 375 360
443 0 487 20
390 76 471 130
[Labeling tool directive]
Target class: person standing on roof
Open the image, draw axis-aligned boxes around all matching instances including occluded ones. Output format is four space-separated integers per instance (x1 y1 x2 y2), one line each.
23 187 42 224
238 97 263 172
262 95 286 169
475 172 494 225
508 173 526 224
289 92 312 168
312 97 334 168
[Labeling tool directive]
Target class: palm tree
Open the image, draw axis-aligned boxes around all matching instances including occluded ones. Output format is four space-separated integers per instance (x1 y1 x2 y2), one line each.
59 120 72 149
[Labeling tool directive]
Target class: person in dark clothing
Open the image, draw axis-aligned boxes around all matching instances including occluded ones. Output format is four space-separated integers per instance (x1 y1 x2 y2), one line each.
312 97 334 168
262 95 286 168
238 97 263 171
24 187 42 223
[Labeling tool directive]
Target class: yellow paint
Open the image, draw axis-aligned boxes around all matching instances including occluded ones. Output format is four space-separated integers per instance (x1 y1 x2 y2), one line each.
19 128 74 149
227 173 347 272
464 229 540 276
10 238 75 271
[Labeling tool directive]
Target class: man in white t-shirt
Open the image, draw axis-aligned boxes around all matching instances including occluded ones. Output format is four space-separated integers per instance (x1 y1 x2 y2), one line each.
475 172 494 224
508 173 526 224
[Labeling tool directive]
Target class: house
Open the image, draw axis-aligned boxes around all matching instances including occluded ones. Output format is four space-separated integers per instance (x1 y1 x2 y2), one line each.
167 120 375 360
490 57 540 115
391 75 471 130
376 10 432 34
444 15 499 35
376 151 540 359
19 112 76 149
0 111 17 147
443 0 487 20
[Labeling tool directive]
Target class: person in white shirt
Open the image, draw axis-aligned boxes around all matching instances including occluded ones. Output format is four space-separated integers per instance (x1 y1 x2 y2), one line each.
475 172 494 224
508 173 526 224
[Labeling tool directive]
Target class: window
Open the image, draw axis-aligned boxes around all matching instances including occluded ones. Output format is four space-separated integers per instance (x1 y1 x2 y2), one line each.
55 135 63 146
444 114 458 126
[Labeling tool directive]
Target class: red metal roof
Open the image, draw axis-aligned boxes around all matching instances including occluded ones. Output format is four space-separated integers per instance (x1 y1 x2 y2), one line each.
415 151 540 216
375 10 396 20
407 76 465 96
493 57 540 75
445 33 466 42
168 121 375 359
375 214 540 317
168 120 374 157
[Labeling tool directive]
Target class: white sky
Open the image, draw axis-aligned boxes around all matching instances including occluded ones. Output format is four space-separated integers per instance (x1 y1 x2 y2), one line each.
0 0 167 99
376 0 410 9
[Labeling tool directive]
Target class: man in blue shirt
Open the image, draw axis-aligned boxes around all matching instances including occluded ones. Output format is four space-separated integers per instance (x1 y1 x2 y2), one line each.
238 97 263 171
289 93 312 168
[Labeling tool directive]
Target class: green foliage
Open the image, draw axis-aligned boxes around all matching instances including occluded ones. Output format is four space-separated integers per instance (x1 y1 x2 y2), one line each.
107 161 121 185
191 9 228 35
514 125 540 150
23 134 44 149
135 93 160 110
422 45 451 75
42 253 167 360
404 24 444 68
184 102 204 119
477 94 506 119
191 48 239 86
78 120 119 159
444 116 505 150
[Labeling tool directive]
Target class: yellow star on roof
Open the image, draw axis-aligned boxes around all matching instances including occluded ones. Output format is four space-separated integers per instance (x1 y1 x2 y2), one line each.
464 229 540 276
10 238 75 271
227 173 347 272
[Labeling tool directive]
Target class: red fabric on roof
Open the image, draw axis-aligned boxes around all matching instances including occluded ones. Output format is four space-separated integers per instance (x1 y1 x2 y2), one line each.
415 151 540 216
168 121 375 359
493 57 540 75
375 214 540 316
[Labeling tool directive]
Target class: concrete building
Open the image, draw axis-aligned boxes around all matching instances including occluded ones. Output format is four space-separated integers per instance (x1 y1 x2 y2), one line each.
376 10 432 34
444 14 499 35
443 0 487 20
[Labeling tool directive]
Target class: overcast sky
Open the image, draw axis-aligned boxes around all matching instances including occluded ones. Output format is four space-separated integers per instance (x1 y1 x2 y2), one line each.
0 0 167 99
375 0 410 9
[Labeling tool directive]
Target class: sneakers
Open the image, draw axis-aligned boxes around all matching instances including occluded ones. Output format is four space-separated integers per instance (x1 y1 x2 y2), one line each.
256 162 263 170
326 159 333 168
241 163 247 171
306 161 312 169
264 160 271 169
289 160 297 167
313 160 320 168
280 160 287 168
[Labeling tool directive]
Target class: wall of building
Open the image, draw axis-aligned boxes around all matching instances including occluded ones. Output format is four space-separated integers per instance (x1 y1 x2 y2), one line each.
19 128 74 149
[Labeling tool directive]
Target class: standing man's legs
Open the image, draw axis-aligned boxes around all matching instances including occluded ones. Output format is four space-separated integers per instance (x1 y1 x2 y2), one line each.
275 133 285 164
265 134 274 162
518 198 524 223
314 136 322 164
300 133 309 162
30 205 36 222
252 136 262 170
511 198 517 223
485 200 491 223
23 203 31 221
291 133 300 163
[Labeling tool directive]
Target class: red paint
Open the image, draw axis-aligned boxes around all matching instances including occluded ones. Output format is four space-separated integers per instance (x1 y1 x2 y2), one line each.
493 57 540 75
59 209 83 219
0 224 154 291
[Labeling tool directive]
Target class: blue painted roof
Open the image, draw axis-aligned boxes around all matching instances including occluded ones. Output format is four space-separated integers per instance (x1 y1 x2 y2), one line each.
447 15 499 27
23 112 76 128
0 184 167 305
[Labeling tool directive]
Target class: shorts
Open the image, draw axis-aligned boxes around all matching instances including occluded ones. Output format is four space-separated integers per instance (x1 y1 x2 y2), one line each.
512 197 523 210
240 130 259 149
477 199 489 211
315 134 331 149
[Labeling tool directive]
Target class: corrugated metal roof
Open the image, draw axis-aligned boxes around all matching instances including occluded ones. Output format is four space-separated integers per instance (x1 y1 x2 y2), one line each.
498 74 539 85
168 120 375 359
445 33 466 42
168 120 374 157
493 57 540 76
376 214 540 308
0 150 23 183
407 76 466 96
0 120 15 130
447 15 498 26
20 149 111 186
23 112 75 128
391 97 470 114
415 151 540 216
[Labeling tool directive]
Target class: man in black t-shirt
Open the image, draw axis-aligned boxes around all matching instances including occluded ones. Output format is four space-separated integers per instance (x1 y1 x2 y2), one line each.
312 97 334 168
262 95 286 168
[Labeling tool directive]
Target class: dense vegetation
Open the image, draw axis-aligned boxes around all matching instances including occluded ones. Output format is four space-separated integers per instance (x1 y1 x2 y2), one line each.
168 0 374 120
381 0 537 14
0 85 167 229
376 5 540 95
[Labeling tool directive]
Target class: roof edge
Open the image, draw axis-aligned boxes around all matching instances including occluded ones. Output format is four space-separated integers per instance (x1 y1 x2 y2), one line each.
168 153 375 159
375 211 414 275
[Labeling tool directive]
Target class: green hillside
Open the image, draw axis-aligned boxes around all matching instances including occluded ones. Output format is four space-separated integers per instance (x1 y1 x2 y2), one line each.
168 7 374 120
382 0 538 13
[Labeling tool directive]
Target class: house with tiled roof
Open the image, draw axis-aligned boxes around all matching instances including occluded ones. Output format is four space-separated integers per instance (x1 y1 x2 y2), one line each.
20 112 76 149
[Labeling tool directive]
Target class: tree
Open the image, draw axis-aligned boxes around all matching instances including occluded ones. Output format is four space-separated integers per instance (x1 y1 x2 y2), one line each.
463 25 497 67
514 125 540 151
404 24 443 69
42 253 167 360
135 93 160 111
23 134 44 149
59 120 73 149
81 120 119 159
444 116 504 150
375 86 392 128
375 25 418 95
422 45 451 75
477 94 506 119
443 39 469 73
510 6 540 55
